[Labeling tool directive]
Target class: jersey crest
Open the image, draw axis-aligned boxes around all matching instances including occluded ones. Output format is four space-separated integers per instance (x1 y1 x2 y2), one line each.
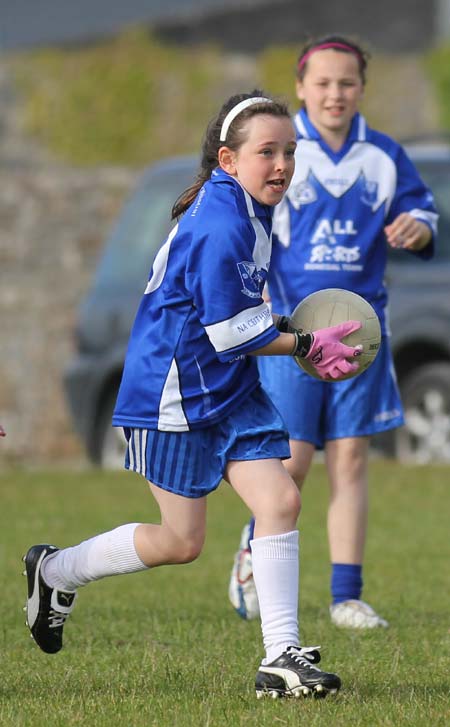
289 180 317 208
237 261 266 299
360 177 379 207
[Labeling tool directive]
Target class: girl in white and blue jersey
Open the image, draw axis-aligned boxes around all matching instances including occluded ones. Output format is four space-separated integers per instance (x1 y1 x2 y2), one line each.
229 37 438 631
24 91 363 697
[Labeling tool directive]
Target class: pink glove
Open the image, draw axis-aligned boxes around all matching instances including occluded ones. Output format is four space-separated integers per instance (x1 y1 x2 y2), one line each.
306 320 363 380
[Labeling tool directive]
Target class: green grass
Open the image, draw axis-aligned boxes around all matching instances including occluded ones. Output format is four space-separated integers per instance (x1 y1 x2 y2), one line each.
1 463 449 726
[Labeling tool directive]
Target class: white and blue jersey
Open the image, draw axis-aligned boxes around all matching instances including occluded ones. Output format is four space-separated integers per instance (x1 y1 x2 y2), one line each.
258 109 438 444
113 168 279 432
271 109 438 333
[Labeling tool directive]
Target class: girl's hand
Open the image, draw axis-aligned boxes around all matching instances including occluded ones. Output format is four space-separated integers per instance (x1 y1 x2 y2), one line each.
384 213 432 251
0 425 6 437
304 321 363 380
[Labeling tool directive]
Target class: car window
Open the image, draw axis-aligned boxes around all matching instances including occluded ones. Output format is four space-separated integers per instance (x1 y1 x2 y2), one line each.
93 163 196 290
388 160 450 264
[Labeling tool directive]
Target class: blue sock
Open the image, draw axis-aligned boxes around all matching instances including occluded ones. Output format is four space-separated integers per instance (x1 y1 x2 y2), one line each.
331 563 363 605
247 517 255 546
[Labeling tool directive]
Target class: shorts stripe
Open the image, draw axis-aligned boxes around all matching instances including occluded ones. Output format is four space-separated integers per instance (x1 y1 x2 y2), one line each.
141 429 148 474
128 432 136 471
135 429 141 474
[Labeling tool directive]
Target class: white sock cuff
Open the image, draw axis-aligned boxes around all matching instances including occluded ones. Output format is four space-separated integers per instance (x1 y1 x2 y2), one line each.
90 522 147 575
250 530 299 559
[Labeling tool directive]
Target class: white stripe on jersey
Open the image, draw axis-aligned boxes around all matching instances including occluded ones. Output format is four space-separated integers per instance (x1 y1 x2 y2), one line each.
158 358 189 431
241 186 273 269
251 217 272 270
205 302 272 352
145 224 179 295
272 197 291 248
242 186 256 218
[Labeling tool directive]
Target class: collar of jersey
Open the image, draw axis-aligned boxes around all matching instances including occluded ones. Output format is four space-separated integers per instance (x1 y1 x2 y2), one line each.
211 167 272 221
295 108 367 162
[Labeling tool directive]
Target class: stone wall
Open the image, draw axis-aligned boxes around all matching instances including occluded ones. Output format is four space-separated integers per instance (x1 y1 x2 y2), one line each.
0 163 137 466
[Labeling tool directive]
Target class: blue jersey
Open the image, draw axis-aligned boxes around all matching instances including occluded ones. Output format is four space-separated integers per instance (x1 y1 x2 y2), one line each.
270 109 438 332
113 168 279 431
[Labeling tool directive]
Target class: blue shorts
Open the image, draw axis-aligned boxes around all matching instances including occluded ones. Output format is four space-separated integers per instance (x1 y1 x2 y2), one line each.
123 385 290 498
258 336 404 448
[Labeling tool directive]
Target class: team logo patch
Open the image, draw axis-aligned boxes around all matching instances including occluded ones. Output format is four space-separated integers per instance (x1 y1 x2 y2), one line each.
288 181 317 208
237 261 266 299
361 178 378 206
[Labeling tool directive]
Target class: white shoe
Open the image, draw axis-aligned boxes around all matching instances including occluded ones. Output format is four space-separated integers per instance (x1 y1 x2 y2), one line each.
330 599 389 629
228 524 260 620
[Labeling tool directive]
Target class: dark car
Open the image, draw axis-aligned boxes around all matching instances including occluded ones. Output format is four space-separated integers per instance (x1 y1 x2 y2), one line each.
64 145 450 467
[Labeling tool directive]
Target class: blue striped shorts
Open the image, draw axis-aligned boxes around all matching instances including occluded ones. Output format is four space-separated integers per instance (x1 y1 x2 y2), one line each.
123 385 290 498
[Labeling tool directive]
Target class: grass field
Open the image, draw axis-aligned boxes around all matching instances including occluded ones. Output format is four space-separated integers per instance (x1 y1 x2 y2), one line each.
1 462 449 726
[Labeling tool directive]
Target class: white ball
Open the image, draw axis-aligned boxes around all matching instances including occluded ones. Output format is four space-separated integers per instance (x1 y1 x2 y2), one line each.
289 288 382 381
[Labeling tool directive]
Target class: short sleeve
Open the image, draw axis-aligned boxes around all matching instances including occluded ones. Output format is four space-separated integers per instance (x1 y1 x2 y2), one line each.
186 219 279 362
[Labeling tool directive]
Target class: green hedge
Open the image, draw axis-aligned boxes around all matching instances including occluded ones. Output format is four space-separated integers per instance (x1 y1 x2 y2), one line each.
11 29 228 165
10 29 445 166
425 44 450 132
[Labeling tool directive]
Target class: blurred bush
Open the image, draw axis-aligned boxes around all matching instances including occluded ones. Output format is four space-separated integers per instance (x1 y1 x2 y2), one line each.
9 28 440 166
11 28 229 165
259 45 298 108
425 44 450 132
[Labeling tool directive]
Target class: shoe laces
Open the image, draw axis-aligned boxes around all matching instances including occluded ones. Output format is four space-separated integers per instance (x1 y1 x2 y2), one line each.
287 646 321 671
48 609 70 629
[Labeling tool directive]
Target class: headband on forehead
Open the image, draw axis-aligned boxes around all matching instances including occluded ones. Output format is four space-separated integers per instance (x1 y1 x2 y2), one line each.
298 42 363 72
219 96 273 143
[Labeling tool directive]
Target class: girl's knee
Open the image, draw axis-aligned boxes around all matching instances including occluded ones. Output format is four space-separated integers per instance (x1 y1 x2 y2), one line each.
167 532 205 564
177 537 204 563
273 483 301 521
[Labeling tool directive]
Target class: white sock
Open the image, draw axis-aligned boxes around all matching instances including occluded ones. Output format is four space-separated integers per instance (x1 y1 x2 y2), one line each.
250 530 299 664
41 523 148 591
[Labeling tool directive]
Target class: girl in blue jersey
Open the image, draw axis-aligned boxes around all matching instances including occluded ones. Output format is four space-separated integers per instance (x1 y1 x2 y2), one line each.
23 90 363 699
229 38 437 629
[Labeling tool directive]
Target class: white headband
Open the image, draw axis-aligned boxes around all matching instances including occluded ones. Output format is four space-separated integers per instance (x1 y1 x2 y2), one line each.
219 96 273 142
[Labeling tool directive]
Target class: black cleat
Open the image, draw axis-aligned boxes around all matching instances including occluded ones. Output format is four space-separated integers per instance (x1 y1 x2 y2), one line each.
23 544 77 654
255 645 341 699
